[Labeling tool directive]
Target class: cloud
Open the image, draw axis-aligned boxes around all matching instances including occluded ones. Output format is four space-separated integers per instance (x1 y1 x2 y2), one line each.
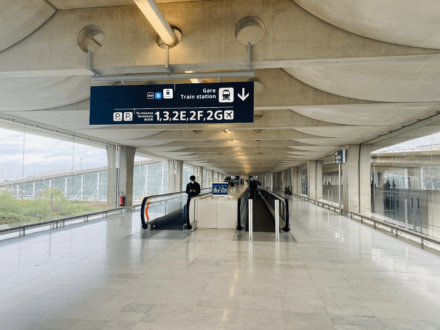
0 128 107 179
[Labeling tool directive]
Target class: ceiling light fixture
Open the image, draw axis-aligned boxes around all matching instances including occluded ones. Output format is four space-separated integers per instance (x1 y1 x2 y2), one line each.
134 0 179 47
223 129 231 134
185 71 202 84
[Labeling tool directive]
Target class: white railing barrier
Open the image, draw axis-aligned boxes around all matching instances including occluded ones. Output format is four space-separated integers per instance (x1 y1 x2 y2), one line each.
249 199 253 241
275 199 279 240
290 192 440 251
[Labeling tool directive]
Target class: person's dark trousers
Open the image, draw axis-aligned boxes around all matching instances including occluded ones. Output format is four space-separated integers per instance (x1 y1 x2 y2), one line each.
250 189 258 199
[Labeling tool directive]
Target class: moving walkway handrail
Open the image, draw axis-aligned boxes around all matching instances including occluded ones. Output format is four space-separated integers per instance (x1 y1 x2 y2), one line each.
258 187 290 232
140 188 212 230
236 186 250 231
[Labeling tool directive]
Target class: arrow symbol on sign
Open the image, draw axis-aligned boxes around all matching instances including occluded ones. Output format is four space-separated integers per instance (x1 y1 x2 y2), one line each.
237 88 249 101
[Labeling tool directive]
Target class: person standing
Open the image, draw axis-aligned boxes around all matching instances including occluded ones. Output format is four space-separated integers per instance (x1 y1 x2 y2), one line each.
249 178 258 199
186 175 201 197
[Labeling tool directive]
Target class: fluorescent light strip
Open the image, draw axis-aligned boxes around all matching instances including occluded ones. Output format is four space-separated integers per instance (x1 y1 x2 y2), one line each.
185 71 202 84
134 0 177 46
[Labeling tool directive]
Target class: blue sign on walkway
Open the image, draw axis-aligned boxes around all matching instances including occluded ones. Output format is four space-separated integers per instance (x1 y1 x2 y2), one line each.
212 183 229 196
90 82 254 125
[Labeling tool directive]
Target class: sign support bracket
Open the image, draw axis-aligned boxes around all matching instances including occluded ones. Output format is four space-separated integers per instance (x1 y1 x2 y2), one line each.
165 46 174 74
87 50 100 77
248 42 252 71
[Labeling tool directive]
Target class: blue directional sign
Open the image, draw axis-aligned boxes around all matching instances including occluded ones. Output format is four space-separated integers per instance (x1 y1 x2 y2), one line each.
89 81 254 125
335 149 346 164
212 183 229 196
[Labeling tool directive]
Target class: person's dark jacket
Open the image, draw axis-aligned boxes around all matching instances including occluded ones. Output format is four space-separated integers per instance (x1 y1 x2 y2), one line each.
186 181 201 197
249 180 258 191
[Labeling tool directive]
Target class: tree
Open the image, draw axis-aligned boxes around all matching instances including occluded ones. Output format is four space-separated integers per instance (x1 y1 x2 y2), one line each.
0 188 101 226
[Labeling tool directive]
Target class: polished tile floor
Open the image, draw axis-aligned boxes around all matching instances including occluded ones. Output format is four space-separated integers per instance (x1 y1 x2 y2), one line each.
1 196 440 329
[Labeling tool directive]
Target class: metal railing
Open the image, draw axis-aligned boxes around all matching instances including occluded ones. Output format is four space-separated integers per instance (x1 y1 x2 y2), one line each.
291 193 440 250
291 193 341 213
248 199 253 240
0 207 126 238
349 212 440 249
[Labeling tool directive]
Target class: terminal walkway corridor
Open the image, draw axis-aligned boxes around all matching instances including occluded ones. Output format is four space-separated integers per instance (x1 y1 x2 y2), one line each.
0 196 440 329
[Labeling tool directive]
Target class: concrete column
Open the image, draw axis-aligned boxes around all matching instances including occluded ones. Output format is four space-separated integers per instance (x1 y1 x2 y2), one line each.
342 144 372 214
281 170 287 188
106 145 117 208
273 172 279 190
316 160 323 200
176 161 183 192
307 161 317 200
359 145 372 215
118 145 136 207
291 167 298 194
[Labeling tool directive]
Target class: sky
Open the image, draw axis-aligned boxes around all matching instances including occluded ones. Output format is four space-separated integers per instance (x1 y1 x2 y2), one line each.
2 124 439 181
375 131 440 152
0 128 147 181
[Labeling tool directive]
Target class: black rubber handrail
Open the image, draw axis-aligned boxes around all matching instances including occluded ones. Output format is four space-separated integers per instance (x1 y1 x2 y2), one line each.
140 188 211 230
258 187 290 232
236 186 250 231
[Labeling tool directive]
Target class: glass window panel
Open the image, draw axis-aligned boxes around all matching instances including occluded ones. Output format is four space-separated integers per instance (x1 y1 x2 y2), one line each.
370 116 440 239
320 155 343 207
298 164 308 196
182 165 193 191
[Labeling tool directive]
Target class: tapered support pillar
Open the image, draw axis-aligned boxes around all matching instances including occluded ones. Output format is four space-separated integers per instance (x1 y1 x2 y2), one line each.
342 145 372 214
291 167 298 194
307 161 317 200
316 160 323 200
282 170 287 188
118 146 136 207
274 172 279 190
106 145 117 208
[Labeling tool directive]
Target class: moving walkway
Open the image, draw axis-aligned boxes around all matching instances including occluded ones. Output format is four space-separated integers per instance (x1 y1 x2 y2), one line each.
140 188 211 231
139 185 290 238
241 187 290 233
